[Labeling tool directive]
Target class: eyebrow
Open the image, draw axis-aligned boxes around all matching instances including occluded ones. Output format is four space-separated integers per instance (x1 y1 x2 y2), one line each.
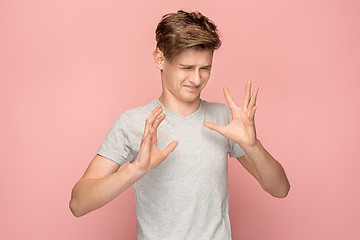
179 64 212 68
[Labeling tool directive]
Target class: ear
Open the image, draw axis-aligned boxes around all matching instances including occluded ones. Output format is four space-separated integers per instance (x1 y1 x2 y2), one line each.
153 48 165 70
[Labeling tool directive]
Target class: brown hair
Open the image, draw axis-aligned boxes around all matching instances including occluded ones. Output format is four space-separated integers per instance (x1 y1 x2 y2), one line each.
155 10 221 61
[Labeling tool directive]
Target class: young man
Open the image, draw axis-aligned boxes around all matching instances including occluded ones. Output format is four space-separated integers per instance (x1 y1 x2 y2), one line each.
70 10 290 239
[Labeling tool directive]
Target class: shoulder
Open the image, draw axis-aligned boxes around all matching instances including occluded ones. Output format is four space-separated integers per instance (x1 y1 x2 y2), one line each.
126 100 157 117
202 99 230 117
201 99 232 125
114 100 157 128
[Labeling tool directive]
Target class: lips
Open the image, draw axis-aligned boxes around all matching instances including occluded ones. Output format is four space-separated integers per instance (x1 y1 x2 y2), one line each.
184 85 199 90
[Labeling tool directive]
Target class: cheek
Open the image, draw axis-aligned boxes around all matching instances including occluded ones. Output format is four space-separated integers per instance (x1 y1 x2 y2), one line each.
165 71 186 87
164 69 177 83
200 71 211 81
175 71 189 83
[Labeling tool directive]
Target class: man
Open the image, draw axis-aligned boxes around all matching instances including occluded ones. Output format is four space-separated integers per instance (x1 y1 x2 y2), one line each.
70 10 290 239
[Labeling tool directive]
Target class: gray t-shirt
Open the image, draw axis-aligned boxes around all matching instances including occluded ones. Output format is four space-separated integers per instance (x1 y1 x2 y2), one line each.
97 98 245 240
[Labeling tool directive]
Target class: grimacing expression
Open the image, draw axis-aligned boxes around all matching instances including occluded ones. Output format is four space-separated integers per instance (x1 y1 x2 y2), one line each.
160 48 214 103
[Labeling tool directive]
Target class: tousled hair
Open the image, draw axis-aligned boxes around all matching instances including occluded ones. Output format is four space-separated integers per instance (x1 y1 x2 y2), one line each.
155 10 221 61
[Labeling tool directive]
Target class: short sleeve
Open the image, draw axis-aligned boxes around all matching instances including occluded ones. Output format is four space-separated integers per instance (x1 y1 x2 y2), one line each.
225 107 246 158
229 139 246 158
97 111 134 165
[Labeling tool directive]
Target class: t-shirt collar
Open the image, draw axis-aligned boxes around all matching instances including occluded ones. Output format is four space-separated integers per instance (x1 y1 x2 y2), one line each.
153 98 204 120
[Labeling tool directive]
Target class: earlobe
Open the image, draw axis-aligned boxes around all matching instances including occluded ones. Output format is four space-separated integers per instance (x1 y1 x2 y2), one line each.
153 48 164 70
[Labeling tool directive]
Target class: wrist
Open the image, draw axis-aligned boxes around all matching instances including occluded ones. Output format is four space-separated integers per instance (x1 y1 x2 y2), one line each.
239 139 262 152
129 161 148 179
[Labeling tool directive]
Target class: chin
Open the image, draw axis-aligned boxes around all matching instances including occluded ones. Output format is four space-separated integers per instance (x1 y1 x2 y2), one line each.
177 89 202 103
181 95 201 103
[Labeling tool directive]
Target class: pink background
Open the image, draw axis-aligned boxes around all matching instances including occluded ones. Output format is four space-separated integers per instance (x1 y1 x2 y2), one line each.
1 0 359 239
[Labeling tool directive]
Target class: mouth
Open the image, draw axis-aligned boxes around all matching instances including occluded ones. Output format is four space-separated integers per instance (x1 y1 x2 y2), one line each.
184 85 199 91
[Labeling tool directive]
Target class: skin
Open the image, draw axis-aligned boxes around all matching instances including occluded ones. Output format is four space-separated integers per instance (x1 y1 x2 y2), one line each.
204 82 290 197
154 48 213 116
69 105 178 217
69 47 289 217
154 47 290 197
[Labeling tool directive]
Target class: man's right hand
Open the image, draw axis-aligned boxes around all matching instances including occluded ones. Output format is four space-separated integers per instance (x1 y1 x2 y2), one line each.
69 105 178 217
133 105 178 173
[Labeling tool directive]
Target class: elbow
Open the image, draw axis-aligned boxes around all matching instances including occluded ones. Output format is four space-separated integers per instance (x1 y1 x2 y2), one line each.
69 198 86 218
69 182 89 217
270 182 290 198
264 181 290 199
271 189 289 198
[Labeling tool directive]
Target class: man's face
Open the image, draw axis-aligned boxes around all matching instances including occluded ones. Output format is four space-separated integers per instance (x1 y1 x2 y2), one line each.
161 48 213 104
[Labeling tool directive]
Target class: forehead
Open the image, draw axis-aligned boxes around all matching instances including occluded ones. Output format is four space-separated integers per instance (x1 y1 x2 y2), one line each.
169 48 214 65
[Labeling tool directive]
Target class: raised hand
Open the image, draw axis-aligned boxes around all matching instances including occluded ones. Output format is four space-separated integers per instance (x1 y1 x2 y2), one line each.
204 80 259 147
134 105 178 173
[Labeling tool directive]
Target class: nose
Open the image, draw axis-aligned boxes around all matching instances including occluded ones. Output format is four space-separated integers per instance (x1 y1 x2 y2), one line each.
189 69 201 86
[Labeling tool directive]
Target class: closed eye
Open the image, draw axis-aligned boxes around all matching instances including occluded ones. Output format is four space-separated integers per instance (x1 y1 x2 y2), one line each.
201 66 211 70
180 65 193 70
179 65 211 70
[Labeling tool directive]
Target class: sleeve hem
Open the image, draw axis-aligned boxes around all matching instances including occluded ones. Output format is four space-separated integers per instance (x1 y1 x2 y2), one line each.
96 149 127 166
229 150 246 158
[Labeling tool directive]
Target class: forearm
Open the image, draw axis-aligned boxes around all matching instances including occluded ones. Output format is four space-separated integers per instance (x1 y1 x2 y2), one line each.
241 140 290 198
70 163 145 217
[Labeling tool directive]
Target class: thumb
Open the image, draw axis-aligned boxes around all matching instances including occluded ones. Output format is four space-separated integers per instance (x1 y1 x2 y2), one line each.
204 121 224 135
161 140 178 157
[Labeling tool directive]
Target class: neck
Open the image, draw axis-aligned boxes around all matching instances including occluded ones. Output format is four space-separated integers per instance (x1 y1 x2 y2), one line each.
158 93 201 117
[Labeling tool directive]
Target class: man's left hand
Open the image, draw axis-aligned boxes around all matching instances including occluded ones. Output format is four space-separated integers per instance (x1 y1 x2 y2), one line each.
204 80 259 147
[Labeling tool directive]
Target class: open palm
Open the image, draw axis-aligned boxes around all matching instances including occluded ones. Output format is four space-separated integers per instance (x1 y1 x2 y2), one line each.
204 80 259 147
135 105 178 173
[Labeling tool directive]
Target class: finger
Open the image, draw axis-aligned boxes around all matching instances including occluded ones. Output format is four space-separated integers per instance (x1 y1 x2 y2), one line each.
248 106 257 120
144 113 165 142
143 121 157 144
150 114 166 145
242 80 252 110
161 140 178 157
143 105 163 138
248 86 259 110
204 121 225 135
152 113 166 129
223 86 238 110
146 105 162 129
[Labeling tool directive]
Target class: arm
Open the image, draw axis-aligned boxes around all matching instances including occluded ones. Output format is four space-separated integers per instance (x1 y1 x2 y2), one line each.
204 81 290 198
69 105 178 217
69 155 143 217
236 141 290 198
